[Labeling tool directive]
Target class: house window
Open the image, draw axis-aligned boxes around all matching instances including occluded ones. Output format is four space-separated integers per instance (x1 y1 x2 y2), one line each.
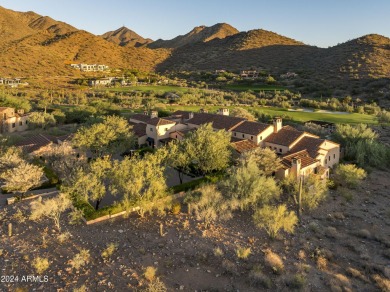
260 136 262 140
175 135 177 138
150 127 153 132
19 121 22 126
242 134 245 138
279 148 282 153
334 154 335 159
325 158 327 164
234 132 236 136
329 155 331 161
26 120 28 124
12 123 15 128
165 128 168 132
251 136 253 140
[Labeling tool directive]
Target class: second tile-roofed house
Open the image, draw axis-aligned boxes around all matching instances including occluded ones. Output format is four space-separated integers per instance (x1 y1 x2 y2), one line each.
231 121 273 146
276 149 323 179
187 113 245 131
230 139 259 156
290 136 340 168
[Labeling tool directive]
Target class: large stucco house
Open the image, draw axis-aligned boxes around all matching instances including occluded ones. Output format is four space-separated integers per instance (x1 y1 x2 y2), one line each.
129 108 340 180
0 107 29 134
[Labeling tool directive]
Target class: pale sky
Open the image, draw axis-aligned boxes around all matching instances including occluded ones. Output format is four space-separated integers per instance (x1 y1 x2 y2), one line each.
1 0 389 47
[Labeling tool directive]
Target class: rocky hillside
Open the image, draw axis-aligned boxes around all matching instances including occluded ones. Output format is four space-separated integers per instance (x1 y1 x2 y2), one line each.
101 26 152 47
148 23 239 49
0 6 168 76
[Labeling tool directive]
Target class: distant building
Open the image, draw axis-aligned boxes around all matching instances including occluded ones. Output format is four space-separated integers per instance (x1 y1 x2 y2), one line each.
0 78 28 88
240 70 259 79
280 72 298 79
70 64 109 72
0 107 29 134
88 77 114 87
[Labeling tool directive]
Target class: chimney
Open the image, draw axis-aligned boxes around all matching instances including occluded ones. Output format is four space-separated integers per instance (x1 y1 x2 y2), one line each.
218 108 229 116
150 111 158 119
273 117 282 133
291 158 301 178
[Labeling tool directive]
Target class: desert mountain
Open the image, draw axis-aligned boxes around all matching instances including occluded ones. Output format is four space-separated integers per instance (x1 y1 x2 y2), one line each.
148 23 239 49
0 6 168 76
101 26 152 47
0 4 389 95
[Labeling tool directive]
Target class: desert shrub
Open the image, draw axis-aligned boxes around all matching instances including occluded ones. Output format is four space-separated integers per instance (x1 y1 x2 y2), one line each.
316 256 327 270
325 226 340 239
253 204 297 238
213 247 224 257
12 208 26 223
356 229 371 239
333 164 366 189
338 187 354 202
185 184 232 228
68 207 85 225
144 266 157 282
236 246 251 260
57 231 71 243
101 243 118 260
143 278 167 292
372 274 390 291
346 267 369 283
171 200 181 215
249 268 272 288
265 249 284 274
70 249 90 270
73 285 87 292
32 257 49 274
285 273 306 289
222 259 239 275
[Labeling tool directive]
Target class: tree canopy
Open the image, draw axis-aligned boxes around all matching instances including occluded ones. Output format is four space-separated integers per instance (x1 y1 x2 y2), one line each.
72 115 135 158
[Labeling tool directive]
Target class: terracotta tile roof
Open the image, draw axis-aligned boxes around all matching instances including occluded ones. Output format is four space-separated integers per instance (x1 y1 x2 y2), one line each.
147 118 176 126
129 114 175 127
281 150 318 169
15 134 56 153
131 122 147 137
231 139 259 154
129 113 151 123
187 113 245 131
290 136 325 158
231 121 271 135
170 110 193 120
265 126 304 147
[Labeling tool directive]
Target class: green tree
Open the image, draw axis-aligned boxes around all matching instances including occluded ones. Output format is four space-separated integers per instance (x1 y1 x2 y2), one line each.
253 204 297 238
333 164 366 189
72 115 135 158
222 158 281 211
0 162 44 198
241 147 282 176
30 193 72 232
68 157 112 210
283 174 328 211
230 108 256 121
185 184 232 228
167 141 191 184
111 149 168 217
28 112 56 129
184 123 231 175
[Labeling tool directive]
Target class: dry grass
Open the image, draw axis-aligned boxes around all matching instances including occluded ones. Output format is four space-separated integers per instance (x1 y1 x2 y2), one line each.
57 231 71 243
316 256 328 271
70 249 90 270
32 256 49 274
236 246 251 260
264 249 284 274
249 267 271 289
213 247 224 257
144 266 157 282
372 274 390 291
101 242 118 261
